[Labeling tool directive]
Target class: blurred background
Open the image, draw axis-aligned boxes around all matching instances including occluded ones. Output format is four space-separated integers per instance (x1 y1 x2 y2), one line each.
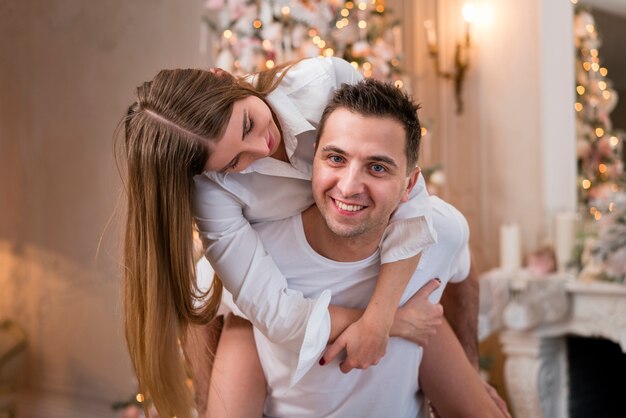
1 1 625 417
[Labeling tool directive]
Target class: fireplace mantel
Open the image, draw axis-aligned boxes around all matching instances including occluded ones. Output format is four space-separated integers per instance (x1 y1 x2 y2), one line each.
479 270 626 418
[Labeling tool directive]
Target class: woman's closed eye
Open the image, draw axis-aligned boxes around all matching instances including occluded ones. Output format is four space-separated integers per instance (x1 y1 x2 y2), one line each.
244 115 255 136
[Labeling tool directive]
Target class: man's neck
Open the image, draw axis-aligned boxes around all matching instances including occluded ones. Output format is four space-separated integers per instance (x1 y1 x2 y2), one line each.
301 205 383 262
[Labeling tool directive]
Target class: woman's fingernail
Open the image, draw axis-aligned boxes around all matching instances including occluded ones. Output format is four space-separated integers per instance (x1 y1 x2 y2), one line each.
319 358 326 366
435 278 441 285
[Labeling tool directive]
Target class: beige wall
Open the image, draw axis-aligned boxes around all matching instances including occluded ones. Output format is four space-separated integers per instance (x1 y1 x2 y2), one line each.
397 0 576 272
0 1 205 416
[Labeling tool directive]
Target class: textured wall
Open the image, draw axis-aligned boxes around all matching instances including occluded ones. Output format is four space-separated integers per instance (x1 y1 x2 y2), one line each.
0 1 206 416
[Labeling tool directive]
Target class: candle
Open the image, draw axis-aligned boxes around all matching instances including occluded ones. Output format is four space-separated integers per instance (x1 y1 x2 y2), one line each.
554 212 578 272
500 223 522 271
424 20 437 52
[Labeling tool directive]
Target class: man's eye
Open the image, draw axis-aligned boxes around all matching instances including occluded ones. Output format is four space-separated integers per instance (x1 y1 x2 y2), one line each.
371 164 386 173
329 155 344 164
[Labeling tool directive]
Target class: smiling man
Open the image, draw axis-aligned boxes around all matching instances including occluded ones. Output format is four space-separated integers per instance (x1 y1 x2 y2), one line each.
207 79 506 418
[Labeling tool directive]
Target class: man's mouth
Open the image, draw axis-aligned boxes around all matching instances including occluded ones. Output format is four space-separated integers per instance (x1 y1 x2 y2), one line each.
333 198 365 212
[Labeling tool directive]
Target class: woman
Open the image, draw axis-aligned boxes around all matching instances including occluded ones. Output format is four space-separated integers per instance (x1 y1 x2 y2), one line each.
121 57 438 418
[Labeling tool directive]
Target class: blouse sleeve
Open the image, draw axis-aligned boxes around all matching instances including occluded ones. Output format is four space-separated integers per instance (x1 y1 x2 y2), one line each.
379 173 438 264
193 175 331 385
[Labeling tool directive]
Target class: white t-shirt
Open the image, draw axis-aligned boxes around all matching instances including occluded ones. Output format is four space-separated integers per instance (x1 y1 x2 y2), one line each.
193 57 437 384
252 196 470 418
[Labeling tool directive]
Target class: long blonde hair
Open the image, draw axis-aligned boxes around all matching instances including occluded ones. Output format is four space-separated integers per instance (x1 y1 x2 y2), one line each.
119 62 294 418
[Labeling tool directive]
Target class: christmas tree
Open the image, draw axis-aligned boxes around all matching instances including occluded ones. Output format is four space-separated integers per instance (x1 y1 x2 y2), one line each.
573 7 626 283
202 0 406 85
573 7 625 215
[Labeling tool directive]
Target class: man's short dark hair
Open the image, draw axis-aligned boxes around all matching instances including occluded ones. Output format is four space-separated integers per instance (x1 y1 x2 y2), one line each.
317 79 422 173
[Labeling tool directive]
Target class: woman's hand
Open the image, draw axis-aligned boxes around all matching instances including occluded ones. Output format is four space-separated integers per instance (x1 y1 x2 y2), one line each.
320 278 443 372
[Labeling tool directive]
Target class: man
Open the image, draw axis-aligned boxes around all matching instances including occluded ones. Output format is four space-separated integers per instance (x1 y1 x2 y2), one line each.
204 79 507 418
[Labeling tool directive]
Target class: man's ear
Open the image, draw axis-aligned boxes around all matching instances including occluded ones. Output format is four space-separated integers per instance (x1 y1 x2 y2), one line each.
401 166 421 203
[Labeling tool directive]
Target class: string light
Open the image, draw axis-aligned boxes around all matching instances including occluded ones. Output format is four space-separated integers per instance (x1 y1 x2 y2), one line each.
576 85 585 95
223 29 233 39
609 202 615 212
346 1 354 9
590 49 598 57
602 90 611 100
598 81 607 90
358 2 367 11
136 393 145 403
324 48 334 57
358 20 367 29
341 8 350 17
594 211 602 221
281 6 290 15
575 102 583 112
599 163 607 174
600 67 608 76
585 24 595 33
582 179 591 189
394 80 404 88
591 62 600 72
266 59 275 69
350 61 359 69
376 4 385 13
610 136 619 146
253 19 262 29
336 21 344 29
583 62 591 71
362 62 372 71
595 127 605 137
421 127 428 136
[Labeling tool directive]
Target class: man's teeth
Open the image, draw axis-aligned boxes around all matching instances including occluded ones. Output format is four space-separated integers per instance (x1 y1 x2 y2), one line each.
335 200 364 212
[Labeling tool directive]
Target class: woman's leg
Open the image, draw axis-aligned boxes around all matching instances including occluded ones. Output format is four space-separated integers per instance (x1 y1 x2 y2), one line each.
419 319 508 418
206 314 267 418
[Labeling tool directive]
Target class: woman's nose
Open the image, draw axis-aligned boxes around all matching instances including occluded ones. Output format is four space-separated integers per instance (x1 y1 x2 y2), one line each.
245 135 269 157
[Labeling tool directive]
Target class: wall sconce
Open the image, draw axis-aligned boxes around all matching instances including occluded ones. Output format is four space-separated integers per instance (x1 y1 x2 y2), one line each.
424 2 476 114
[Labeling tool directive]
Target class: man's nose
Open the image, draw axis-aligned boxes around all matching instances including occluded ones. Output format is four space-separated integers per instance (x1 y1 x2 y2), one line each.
337 165 365 197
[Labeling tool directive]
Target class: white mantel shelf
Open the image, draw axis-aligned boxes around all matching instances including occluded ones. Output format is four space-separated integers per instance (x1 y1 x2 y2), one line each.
479 270 626 418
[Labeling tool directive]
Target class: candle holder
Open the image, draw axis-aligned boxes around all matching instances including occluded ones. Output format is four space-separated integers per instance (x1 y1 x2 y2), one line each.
424 3 475 114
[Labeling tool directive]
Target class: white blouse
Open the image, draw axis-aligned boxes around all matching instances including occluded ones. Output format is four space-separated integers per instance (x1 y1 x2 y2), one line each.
193 57 436 383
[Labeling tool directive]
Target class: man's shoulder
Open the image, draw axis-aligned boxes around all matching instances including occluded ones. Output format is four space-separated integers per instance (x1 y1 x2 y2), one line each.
429 196 469 251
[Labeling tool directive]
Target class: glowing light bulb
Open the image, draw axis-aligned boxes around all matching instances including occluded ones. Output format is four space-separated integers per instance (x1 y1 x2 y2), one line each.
358 20 367 29
599 163 607 173
596 127 605 137
576 85 585 95
462 2 477 23
223 29 233 39
582 179 591 189
575 103 583 112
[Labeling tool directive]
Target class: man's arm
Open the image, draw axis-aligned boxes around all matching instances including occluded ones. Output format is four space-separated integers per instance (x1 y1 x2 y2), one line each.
440 260 479 368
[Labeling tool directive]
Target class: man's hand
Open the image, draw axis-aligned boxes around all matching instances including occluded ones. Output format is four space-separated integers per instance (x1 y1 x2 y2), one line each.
481 380 512 418
320 279 443 372
391 279 444 346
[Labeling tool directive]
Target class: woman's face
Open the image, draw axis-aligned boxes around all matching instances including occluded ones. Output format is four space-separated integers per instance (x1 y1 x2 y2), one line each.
204 95 284 173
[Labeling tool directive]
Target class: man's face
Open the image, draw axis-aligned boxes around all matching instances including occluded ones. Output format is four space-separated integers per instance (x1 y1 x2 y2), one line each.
312 108 419 240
